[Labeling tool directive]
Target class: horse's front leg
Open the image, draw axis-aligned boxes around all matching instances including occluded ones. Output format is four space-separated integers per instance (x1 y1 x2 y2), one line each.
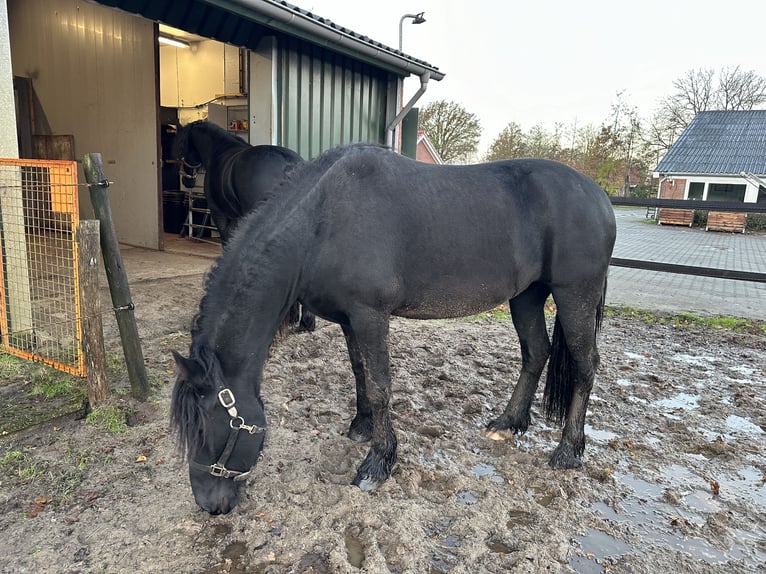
343 316 396 491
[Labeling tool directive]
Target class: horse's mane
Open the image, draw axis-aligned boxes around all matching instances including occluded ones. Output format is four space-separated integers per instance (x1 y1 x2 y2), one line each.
186 143 393 360
170 342 222 458
173 120 247 160
267 143 390 197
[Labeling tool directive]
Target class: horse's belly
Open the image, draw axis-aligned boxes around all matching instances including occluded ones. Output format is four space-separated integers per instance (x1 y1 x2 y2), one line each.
393 285 511 320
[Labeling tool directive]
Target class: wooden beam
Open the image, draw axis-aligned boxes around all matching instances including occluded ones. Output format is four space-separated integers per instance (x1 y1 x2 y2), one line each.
77 220 108 406
82 153 149 401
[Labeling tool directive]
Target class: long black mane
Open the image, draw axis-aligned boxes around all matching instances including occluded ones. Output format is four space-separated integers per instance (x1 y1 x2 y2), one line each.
170 344 222 458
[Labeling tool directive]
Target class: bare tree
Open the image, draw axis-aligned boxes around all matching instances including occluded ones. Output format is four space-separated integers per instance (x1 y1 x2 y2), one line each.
418 100 481 164
648 67 766 154
717 66 766 110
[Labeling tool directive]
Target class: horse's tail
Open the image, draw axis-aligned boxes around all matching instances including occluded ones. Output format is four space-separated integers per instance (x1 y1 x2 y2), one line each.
543 278 607 423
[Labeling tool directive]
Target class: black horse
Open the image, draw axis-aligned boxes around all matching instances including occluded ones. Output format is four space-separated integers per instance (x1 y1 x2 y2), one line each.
171 144 617 514
173 120 315 332
173 120 303 243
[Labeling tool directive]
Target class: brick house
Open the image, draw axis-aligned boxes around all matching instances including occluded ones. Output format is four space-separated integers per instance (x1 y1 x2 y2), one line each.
653 110 766 232
416 130 443 164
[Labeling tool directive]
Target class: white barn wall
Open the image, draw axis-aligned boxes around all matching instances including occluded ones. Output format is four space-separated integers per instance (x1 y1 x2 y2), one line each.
8 0 159 248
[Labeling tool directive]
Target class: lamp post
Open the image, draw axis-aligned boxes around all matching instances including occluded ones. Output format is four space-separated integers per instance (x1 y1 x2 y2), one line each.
398 12 426 51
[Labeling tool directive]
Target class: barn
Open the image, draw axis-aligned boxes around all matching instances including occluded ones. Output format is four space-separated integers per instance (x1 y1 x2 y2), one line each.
0 0 444 249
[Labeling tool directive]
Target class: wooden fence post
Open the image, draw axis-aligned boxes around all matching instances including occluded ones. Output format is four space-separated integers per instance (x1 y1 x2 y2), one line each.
82 153 149 401
78 219 108 406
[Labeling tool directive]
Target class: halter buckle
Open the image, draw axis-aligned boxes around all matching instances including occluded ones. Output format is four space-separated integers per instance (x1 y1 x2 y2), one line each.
218 388 236 409
209 463 229 478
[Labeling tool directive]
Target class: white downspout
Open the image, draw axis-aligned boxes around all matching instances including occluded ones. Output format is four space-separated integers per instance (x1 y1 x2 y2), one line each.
386 71 430 149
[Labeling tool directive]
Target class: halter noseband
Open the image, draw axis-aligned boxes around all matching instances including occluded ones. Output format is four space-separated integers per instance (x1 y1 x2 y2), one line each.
189 388 265 481
181 157 203 171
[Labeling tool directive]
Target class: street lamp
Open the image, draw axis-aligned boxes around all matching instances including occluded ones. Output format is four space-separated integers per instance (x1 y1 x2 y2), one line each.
399 12 426 51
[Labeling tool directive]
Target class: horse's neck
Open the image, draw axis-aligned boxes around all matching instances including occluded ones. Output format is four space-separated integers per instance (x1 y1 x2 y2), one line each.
203 233 305 373
196 133 246 166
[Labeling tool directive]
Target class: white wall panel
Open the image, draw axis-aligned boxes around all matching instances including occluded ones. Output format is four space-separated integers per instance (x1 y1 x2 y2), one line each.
8 0 159 248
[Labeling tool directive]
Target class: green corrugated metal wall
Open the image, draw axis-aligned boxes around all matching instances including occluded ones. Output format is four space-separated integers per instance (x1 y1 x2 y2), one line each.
276 37 390 159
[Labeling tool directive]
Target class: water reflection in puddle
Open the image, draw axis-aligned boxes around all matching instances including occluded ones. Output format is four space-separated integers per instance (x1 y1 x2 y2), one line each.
454 490 479 505
584 424 619 442
725 414 764 436
654 393 700 413
584 465 766 566
470 462 505 484
672 354 716 368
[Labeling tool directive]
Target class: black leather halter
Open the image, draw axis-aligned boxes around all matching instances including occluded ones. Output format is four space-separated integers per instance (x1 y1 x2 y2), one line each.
189 388 265 481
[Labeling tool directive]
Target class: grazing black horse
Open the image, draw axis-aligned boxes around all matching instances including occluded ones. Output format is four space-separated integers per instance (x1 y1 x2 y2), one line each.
173 120 315 332
171 144 617 514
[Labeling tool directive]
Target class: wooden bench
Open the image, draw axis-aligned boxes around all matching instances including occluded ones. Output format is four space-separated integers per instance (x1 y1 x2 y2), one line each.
658 208 694 227
706 211 746 233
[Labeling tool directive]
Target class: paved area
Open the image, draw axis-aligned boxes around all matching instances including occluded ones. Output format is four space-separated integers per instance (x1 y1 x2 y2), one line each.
608 208 766 320
126 213 766 321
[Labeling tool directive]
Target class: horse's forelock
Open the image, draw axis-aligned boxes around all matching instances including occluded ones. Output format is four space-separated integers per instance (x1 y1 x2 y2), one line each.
169 343 221 458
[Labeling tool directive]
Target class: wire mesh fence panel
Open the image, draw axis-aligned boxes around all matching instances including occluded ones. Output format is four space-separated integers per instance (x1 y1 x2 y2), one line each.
0 159 85 376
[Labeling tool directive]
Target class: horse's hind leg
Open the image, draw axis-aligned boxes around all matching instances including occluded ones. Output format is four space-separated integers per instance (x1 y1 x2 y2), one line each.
544 284 604 469
341 324 373 442
342 313 397 491
486 283 551 440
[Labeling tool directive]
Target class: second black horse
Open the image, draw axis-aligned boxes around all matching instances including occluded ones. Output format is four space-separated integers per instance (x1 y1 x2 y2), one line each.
173 120 314 332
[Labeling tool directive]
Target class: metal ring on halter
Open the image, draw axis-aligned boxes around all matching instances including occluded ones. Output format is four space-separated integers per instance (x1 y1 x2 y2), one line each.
190 387 265 480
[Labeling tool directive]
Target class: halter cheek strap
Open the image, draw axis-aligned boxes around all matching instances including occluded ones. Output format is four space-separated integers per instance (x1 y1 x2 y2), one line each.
190 388 265 481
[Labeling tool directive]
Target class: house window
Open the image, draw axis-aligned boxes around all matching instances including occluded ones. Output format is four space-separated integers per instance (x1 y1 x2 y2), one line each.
688 182 704 200
758 185 766 204
706 183 746 202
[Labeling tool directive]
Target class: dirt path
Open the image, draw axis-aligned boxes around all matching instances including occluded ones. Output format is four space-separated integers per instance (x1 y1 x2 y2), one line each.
1 269 764 573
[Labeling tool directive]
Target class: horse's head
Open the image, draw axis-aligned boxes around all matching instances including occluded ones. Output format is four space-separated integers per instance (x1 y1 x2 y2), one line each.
170 346 266 515
173 122 203 188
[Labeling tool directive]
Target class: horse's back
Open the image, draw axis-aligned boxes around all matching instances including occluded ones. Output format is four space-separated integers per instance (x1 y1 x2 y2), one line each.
298 147 615 319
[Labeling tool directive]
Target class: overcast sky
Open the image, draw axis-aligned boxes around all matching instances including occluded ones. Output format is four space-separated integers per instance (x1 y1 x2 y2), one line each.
307 0 766 153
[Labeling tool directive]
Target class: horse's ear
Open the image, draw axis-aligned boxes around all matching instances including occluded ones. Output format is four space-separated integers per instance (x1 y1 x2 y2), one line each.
172 350 204 388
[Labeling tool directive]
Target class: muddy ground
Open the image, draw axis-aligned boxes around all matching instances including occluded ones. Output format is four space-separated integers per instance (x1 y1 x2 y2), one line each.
1 255 765 574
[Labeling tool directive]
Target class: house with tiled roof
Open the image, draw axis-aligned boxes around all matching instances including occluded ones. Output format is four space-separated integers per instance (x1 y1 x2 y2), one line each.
653 110 766 231
416 130 443 164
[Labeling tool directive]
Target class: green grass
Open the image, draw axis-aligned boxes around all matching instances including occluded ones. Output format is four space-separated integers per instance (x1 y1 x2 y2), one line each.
0 448 46 480
0 351 28 378
85 405 127 434
606 305 766 334
28 369 83 399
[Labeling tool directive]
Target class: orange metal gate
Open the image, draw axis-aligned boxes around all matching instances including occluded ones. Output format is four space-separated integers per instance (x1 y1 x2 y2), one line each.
0 159 85 376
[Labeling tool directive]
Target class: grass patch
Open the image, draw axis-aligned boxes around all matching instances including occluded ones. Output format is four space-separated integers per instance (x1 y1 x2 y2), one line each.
0 352 28 378
28 369 83 400
469 307 511 322
0 448 46 480
606 305 766 334
85 405 128 434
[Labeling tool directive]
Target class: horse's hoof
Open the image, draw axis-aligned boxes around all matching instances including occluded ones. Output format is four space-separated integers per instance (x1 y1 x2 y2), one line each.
548 447 583 470
352 474 382 492
485 428 514 441
346 428 372 443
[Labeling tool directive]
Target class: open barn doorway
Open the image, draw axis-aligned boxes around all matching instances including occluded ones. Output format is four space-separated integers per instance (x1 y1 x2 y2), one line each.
157 24 250 255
